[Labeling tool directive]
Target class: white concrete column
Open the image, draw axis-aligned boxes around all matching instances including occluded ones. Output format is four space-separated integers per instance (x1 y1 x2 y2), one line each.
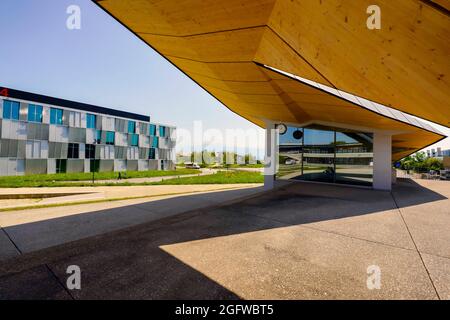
373 132 392 191
264 122 278 190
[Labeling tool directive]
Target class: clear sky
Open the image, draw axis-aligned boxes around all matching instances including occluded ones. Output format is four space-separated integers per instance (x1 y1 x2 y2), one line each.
0 0 265 157
1 0 448 157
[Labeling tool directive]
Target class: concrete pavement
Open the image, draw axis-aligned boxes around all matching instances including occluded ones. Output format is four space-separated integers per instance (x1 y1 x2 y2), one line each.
0 184 263 259
0 178 448 299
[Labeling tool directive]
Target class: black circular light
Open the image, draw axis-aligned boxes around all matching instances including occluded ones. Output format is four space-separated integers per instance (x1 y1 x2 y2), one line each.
293 129 303 140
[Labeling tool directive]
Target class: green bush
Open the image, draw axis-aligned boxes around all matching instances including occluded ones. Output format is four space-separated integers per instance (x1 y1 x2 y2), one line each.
399 152 443 173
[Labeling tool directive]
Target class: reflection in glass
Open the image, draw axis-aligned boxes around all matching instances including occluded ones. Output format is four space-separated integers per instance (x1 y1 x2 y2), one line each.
278 127 303 180
335 132 373 186
278 125 373 187
301 128 335 183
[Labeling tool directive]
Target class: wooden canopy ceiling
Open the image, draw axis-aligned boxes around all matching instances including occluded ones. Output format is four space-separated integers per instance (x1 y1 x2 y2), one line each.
94 0 448 159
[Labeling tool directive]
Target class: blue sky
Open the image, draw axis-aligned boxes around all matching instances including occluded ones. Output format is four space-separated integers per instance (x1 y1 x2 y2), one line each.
0 0 264 156
1 0 448 156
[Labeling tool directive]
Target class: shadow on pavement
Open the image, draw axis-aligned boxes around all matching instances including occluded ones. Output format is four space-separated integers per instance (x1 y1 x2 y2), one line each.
0 178 446 299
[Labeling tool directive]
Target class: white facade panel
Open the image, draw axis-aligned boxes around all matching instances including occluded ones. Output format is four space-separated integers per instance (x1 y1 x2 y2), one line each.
40 141 49 159
49 125 69 142
47 159 56 174
115 132 128 147
42 106 50 124
102 116 115 131
79 143 85 159
84 159 90 173
85 128 96 144
139 135 150 148
114 159 126 172
138 159 149 171
69 111 82 127
80 113 86 128
7 159 17 175
1 120 27 140
127 147 139 160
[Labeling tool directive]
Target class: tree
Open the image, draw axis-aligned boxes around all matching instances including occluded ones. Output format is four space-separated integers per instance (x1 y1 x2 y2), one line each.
399 152 443 173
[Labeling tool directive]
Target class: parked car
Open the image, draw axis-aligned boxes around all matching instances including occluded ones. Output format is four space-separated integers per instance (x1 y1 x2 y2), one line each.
440 169 450 180
185 162 201 169
284 159 296 165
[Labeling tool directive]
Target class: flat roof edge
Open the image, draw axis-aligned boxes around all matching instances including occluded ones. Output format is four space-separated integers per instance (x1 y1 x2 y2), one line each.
0 86 150 122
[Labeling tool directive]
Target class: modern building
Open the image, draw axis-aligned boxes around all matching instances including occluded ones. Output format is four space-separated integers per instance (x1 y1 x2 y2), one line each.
94 0 449 190
426 148 450 158
0 87 176 176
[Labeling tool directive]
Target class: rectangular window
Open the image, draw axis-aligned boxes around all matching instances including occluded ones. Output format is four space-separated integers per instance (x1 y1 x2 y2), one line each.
105 131 115 145
152 136 159 148
95 130 101 144
149 148 156 160
86 113 96 129
128 121 136 134
3 100 20 120
90 159 100 173
27 104 43 123
159 126 166 137
130 134 139 146
149 124 156 136
69 111 81 127
68 143 79 159
56 159 67 173
50 108 63 125
85 144 95 159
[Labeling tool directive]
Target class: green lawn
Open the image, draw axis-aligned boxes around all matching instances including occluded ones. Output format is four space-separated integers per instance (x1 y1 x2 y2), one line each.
150 170 263 185
0 169 200 188
0 170 261 188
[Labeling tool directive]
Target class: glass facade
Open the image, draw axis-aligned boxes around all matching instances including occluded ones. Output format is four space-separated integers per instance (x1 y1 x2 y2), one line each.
149 124 156 136
149 148 156 160
105 131 115 145
85 144 95 159
86 113 96 129
128 121 136 134
278 125 373 187
159 126 166 137
27 104 43 123
152 136 159 148
56 159 67 173
3 100 20 120
68 143 79 159
0 90 175 176
50 108 63 125
130 133 139 146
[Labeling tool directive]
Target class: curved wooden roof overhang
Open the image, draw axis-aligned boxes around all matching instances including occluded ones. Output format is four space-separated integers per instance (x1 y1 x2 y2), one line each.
93 0 448 160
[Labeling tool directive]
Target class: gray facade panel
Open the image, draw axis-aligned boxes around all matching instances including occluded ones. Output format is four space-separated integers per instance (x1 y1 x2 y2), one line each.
25 159 47 174
115 118 126 133
127 160 138 171
62 110 70 126
114 146 126 159
139 122 149 135
96 115 102 130
139 147 149 160
49 142 68 159
99 160 114 172
27 123 49 141
67 159 84 173
19 103 28 121
17 140 26 158
149 160 159 170
68 127 86 143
